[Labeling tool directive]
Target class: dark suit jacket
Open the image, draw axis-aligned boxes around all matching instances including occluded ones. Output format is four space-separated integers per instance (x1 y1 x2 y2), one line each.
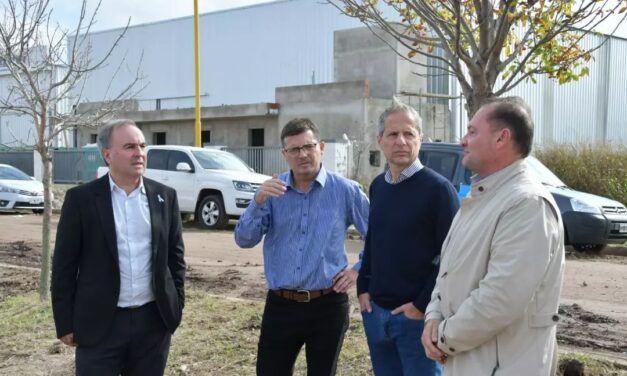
51 175 186 346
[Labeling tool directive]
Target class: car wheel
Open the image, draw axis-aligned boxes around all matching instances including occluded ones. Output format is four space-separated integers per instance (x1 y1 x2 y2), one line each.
196 195 228 229
572 244 605 253
32 209 43 214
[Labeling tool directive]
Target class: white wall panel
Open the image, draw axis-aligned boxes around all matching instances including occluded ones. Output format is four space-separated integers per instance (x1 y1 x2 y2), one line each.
72 0 364 107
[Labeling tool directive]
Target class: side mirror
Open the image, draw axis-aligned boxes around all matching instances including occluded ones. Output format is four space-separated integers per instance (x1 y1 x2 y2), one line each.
176 162 192 172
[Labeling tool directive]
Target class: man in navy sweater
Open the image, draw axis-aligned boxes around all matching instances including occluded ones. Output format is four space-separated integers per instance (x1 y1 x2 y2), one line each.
357 99 459 376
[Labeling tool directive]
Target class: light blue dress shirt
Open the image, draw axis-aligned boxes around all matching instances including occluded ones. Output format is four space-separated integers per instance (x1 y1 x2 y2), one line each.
235 167 369 290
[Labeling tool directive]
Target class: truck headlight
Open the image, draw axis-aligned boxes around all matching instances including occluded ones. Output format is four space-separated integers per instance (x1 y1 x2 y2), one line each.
570 198 601 214
233 181 256 192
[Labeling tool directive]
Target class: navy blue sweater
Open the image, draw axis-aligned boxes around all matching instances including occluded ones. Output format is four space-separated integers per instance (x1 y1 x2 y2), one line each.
357 167 460 312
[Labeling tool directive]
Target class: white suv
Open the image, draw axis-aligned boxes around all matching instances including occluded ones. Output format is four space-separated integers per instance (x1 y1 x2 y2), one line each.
98 145 270 229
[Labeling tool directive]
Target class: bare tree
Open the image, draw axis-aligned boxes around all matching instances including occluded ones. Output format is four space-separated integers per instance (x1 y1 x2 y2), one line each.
329 0 627 116
0 0 142 300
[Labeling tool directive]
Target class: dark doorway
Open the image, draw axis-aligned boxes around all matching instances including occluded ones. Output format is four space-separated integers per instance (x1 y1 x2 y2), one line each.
153 132 166 145
201 130 211 146
248 128 265 172
249 128 264 147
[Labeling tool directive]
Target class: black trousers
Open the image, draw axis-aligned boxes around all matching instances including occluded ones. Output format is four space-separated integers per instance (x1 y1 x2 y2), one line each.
75 302 171 376
256 291 350 376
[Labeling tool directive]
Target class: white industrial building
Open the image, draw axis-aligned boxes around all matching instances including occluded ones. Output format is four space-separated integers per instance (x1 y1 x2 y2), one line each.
2 0 626 179
73 0 627 144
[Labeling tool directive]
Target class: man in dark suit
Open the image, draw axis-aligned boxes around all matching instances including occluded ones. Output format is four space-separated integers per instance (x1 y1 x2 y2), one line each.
51 119 186 376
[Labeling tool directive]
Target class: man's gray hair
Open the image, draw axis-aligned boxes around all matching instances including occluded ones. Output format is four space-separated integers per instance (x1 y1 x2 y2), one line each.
378 97 422 136
97 119 138 160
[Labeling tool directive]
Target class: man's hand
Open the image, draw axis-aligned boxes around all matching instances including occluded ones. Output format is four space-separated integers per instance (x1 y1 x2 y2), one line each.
59 333 76 347
391 302 425 320
332 268 358 293
358 292 372 313
421 319 447 364
255 175 286 205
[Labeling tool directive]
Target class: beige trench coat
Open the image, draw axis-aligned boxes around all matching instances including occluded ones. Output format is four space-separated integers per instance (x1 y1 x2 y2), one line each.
425 159 565 376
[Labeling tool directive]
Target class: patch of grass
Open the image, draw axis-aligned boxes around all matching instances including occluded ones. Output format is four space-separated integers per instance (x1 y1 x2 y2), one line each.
0 293 55 354
558 353 627 376
535 144 627 206
1 291 625 375
167 291 372 375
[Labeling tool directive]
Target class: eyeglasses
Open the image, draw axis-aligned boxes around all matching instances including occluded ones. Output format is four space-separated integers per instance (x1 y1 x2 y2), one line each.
283 143 318 156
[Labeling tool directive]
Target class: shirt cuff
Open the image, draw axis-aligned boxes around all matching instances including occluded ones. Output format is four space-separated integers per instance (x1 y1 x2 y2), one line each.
437 320 458 356
425 310 444 322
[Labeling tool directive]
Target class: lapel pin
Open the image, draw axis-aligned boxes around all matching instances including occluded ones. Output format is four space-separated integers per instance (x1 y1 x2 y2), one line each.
158 194 164 203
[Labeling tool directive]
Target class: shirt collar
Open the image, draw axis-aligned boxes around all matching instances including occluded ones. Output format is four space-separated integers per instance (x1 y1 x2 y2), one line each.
469 159 527 196
108 174 146 195
384 158 423 184
285 165 327 190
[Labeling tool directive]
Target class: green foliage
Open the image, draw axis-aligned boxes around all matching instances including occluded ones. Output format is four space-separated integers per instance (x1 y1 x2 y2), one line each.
535 144 627 206
334 0 625 115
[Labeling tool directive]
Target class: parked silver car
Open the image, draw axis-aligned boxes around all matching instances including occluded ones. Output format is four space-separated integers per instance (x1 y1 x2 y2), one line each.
0 164 44 213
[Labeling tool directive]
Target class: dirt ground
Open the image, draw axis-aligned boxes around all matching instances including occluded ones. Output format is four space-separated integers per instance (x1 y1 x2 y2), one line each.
1 212 626 365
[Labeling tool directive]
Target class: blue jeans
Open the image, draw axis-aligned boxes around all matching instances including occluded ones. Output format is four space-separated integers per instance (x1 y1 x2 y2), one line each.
362 301 442 376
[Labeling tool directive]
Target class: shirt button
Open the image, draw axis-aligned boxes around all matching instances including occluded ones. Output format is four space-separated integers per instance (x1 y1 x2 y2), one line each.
302 231 305 234
552 314 560 322
303 213 307 216
478 186 484 192
449 347 455 352
440 336 445 343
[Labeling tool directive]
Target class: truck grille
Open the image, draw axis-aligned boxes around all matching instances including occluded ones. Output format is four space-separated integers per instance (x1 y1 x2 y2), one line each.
602 206 627 215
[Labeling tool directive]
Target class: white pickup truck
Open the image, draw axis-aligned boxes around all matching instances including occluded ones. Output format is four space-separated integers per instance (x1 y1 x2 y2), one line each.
97 145 270 229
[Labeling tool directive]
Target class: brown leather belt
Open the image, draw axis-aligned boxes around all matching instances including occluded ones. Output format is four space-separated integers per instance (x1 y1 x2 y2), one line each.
272 288 335 303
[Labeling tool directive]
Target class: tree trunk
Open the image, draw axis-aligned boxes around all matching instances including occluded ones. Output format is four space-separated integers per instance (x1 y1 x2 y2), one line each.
458 65 498 119
464 83 494 119
39 148 53 301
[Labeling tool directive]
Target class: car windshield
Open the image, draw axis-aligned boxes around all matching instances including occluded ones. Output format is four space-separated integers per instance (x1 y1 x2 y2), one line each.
526 156 567 188
191 150 252 172
0 165 31 181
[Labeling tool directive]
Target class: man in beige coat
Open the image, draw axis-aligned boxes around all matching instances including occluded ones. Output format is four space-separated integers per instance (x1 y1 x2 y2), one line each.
421 96 565 375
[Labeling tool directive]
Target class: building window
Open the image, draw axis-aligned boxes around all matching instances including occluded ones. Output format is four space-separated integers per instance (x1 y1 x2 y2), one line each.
202 130 211 146
153 132 166 145
248 128 265 173
90 134 98 143
249 128 264 147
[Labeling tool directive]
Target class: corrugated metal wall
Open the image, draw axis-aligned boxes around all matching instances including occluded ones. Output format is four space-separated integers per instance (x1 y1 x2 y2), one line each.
605 37 627 144
0 112 37 147
71 0 627 146
0 151 34 175
0 66 74 148
452 32 627 146
72 0 365 108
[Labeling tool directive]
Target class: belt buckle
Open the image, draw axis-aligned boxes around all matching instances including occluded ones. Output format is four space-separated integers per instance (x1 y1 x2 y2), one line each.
297 289 311 303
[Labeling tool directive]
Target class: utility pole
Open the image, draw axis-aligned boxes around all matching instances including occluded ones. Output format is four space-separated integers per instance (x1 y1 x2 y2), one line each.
193 0 202 146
